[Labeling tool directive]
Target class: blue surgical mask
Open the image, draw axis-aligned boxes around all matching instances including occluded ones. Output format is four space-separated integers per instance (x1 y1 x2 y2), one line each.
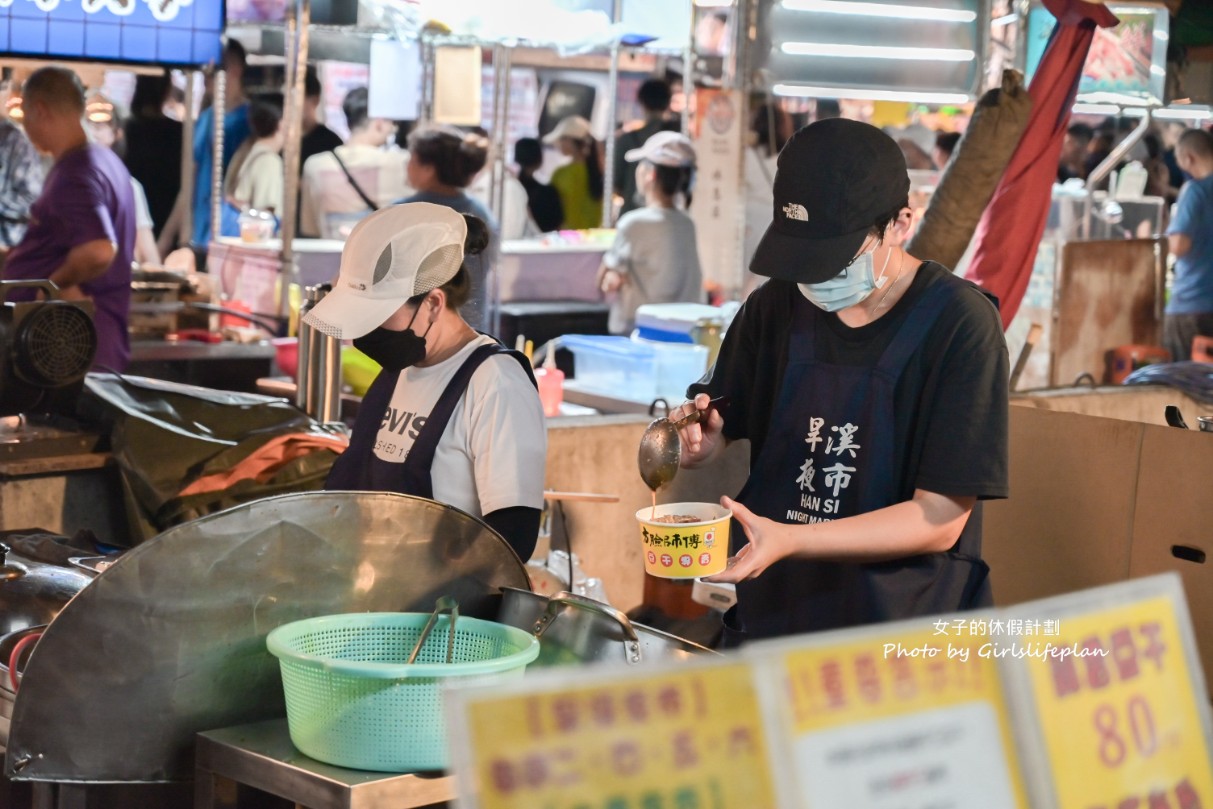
797 246 889 313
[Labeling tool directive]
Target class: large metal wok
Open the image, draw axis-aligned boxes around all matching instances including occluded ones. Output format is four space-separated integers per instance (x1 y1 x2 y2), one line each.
3 491 530 785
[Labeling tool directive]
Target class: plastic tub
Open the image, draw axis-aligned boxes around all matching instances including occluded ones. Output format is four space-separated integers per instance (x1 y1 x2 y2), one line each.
634 303 728 343
636 502 732 579
562 335 707 403
266 612 539 772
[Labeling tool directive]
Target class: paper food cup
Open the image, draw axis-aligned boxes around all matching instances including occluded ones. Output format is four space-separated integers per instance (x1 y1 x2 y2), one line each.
636 502 731 579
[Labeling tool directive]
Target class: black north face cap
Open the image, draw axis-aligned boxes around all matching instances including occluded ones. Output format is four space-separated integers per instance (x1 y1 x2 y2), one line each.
750 118 910 284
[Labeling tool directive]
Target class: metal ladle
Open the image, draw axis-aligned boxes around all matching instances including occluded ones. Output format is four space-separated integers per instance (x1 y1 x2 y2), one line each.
637 397 727 491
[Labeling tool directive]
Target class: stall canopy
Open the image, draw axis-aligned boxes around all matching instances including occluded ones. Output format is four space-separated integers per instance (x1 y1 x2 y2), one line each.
963 0 1119 330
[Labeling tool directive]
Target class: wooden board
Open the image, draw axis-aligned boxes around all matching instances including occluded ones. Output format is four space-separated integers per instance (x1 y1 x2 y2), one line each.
1051 238 1164 386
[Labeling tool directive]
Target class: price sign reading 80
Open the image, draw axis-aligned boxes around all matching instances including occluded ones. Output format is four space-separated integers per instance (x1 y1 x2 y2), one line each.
1017 593 1213 809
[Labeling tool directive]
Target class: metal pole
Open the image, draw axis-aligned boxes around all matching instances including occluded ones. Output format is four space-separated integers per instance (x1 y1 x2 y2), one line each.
490 45 512 339
1083 109 1151 239
682 0 695 135
420 38 435 124
279 0 310 324
180 71 197 247
210 67 226 246
598 0 623 229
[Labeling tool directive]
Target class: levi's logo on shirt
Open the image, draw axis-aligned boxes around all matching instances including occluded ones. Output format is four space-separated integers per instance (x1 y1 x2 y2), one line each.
381 406 427 441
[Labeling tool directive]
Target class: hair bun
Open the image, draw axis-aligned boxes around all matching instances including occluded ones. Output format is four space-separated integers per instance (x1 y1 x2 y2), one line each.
462 214 490 256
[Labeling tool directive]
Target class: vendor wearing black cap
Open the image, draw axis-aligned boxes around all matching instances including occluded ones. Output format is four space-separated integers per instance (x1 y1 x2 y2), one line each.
304 203 547 560
672 119 1009 643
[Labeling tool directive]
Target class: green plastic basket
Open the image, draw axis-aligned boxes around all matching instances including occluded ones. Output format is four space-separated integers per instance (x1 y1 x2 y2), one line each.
266 612 539 772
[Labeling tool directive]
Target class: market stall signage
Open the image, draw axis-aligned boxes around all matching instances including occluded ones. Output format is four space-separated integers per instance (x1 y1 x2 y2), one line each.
1005 576 1213 809
750 620 1029 809
447 660 778 809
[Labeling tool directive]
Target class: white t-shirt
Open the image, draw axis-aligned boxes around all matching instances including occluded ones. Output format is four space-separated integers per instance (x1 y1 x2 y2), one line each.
468 170 537 241
602 206 704 334
371 334 547 518
131 178 153 230
301 144 412 239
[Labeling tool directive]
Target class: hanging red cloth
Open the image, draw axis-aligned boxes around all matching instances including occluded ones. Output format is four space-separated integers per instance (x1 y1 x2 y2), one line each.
964 0 1119 329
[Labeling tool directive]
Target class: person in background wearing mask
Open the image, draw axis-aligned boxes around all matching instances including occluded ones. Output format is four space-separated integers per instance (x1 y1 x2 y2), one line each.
85 93 160 266
671 120 1008 644
544 116 603 230
301 87 408 239
298 67 342 172
0 77 44 263
1163 128 1213 362
3 67 135 372
598 131 702 335
307 203 546 560
614 78 677 217
514 137 562 233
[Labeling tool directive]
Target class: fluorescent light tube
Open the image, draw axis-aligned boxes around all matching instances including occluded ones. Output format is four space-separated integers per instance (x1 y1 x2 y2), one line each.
780 42 976 61
773 83 971 104
780 0 977 23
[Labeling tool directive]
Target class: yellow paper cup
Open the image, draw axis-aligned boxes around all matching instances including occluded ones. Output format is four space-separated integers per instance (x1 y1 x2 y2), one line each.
636 502 731 579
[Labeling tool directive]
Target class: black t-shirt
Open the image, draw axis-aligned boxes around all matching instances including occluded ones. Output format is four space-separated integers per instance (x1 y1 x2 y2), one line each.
519 174 563 233
300 124 343 173
690 261 1010 506
123 116 183 238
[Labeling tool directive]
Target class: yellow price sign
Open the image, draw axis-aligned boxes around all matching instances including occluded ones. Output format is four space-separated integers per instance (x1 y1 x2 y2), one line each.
1018 593 1213 809
766 622 1029 808
451 661 778 809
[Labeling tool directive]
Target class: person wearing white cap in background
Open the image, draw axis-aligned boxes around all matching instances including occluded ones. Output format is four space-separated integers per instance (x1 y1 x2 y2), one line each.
597 131 703 335
544 115 604 230
307 203 547 560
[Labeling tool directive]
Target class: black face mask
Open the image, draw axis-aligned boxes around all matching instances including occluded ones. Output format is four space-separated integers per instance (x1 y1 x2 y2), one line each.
353 305 434 372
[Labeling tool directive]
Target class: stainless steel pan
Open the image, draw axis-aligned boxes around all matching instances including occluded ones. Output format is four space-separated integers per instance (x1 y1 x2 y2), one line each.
498 587 717 666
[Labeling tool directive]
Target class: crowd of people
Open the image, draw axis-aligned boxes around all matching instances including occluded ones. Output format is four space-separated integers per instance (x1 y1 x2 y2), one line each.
0 50 1209 370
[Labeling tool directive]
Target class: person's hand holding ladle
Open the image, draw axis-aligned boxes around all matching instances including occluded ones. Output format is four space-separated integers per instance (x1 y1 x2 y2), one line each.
637 394 728 491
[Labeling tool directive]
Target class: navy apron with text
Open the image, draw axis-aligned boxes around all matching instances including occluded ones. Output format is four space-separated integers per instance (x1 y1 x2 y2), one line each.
326 343 534 498
725 276 991 644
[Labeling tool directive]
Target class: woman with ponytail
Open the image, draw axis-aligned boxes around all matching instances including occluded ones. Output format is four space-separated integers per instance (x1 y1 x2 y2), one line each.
306 203 547 560
544 116 604 229
598 131 703 334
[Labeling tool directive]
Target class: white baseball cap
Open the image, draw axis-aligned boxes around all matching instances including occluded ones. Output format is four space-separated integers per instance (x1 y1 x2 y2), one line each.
302 203 466 340
542 115 593 144
624 130 696 167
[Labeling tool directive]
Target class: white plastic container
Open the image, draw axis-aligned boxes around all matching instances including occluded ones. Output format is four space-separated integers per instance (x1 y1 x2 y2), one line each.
634 303 729 344
562 335 708 403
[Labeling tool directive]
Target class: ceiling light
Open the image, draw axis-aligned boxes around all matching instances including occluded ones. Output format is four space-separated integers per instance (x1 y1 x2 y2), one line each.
773 83 971 104
780 0 977 22
780 42 976 61
1071 103 1120 115
1154 107 1212 121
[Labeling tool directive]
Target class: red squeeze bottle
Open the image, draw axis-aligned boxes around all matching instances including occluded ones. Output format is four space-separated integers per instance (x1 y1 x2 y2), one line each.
535 343 564 418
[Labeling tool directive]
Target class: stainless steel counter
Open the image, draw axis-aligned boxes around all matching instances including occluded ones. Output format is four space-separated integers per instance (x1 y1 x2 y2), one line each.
195 719 456 809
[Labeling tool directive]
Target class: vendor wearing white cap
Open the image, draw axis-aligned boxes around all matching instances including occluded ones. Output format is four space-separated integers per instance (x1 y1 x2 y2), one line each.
545 116 604 230
306 202 547 559
672 120 1008 643
598 131 704 334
